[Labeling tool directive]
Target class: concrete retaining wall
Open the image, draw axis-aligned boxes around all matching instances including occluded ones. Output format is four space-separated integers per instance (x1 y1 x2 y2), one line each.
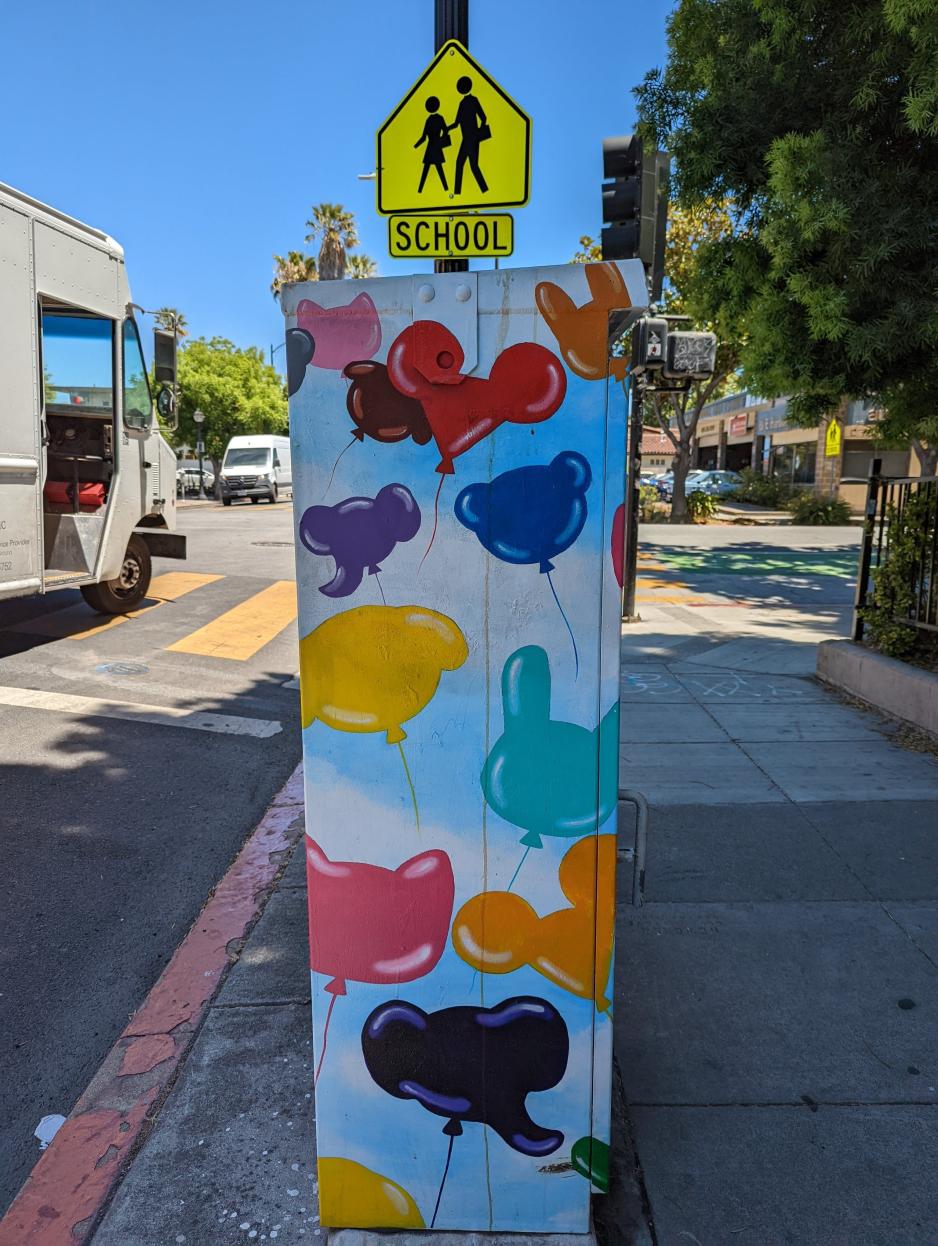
817 639 938 738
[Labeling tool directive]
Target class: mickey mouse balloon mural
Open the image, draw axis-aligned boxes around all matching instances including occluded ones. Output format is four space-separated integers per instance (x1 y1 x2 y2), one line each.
452 835 617 1012
482 645 619 888
299 605 468 830
299 485 421 599
362 996 569 1227
455 452 591 674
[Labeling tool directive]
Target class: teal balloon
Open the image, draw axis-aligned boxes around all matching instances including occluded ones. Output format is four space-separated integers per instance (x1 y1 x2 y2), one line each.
482 646 619 848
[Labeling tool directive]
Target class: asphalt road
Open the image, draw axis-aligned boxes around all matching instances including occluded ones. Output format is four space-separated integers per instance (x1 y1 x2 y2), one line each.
0 500 301 1213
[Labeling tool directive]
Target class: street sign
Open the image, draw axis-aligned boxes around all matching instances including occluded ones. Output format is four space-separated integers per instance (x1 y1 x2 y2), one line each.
376 40 531 215
388 212 513 259
825 419 842 457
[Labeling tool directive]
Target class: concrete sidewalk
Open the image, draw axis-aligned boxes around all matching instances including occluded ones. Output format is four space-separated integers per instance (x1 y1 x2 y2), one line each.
603 598 938 1245
82 539 938 1245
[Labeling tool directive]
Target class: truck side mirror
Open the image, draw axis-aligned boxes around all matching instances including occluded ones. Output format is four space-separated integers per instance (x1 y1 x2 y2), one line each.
154 328 177 385
156 385 177 431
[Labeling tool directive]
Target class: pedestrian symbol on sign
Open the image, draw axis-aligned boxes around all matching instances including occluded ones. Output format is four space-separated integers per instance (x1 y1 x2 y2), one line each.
377 41 531 216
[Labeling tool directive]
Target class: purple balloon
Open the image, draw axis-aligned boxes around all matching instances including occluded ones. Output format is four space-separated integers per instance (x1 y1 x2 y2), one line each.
299 484 421 597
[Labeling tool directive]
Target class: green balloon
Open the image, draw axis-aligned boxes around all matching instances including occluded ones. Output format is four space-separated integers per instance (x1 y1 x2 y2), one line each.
571 1135 609 1193
481 646 619 848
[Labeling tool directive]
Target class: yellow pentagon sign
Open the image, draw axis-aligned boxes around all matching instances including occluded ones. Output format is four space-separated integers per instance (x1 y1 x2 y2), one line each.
377 40 532 215
825 419 842 458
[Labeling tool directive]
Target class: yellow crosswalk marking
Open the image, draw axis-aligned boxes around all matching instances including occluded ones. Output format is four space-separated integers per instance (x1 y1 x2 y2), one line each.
64 572 223 639
167 580 297 661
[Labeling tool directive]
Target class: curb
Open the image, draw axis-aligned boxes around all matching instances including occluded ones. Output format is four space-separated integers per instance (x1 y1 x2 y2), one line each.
0 764 305 1246
817 639 938 739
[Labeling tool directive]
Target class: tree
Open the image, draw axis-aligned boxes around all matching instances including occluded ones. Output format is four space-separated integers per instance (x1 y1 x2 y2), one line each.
154 307 188 337
305 203 359 280
271 251 318 300
635 0 938 475
172 338 288 496
345 253 378 280
573 199 741 521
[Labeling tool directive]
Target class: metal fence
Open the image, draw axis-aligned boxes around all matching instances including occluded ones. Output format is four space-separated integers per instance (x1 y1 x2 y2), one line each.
853 460 938 641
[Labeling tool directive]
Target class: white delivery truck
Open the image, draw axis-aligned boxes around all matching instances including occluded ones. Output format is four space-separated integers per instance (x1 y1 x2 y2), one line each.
0 182 184 613
218 434 291 505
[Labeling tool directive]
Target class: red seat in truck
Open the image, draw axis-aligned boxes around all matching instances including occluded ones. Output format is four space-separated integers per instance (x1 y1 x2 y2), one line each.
43 481 106 511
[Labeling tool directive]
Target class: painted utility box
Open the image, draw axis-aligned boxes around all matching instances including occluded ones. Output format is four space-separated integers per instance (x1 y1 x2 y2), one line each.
283 259 647 1234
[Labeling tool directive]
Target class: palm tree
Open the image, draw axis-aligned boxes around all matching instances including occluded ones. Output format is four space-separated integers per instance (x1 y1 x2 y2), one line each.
154 307 188 337
304 204 359 280
271 251 318 299
345 254 377 280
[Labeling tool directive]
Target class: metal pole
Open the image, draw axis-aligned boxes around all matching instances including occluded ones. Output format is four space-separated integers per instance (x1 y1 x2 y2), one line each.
434 0 469 276
853 456 881 642
622 374 643 620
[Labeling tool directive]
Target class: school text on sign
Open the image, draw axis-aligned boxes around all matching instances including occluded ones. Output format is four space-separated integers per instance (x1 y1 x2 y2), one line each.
388 213 514 259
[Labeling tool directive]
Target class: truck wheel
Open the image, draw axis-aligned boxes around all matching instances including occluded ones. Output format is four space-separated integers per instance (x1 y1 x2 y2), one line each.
250 496 260 504
269 485 279 504
223 498 232 506
80 535 152 615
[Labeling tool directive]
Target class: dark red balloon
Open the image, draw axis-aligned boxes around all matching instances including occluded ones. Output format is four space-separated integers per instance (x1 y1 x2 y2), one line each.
343 360 432 447
611 503 624 589
386 321 567 474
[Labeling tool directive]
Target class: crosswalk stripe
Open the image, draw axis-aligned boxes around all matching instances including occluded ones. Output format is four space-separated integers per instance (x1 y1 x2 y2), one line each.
8 572 222 640
166 580 297 661
0 684 282 737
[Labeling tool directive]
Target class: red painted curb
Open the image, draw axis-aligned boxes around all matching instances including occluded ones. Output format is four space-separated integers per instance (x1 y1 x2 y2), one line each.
0 763 305 1246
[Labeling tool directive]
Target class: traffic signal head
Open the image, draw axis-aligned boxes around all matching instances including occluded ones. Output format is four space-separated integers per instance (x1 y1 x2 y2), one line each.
600 136 670 300
630 317 669 372
662 331 718 381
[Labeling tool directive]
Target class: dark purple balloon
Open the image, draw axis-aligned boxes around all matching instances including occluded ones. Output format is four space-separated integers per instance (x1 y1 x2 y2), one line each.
361 995 568 1156
299 484 421 597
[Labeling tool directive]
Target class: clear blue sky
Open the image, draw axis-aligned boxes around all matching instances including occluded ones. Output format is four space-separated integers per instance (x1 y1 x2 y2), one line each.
2 1 672 364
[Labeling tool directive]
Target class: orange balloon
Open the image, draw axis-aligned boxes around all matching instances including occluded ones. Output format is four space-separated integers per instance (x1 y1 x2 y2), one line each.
535 264 631 383
452 835 616 1011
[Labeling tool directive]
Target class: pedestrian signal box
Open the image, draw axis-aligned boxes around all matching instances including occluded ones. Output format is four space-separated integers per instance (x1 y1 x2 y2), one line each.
376 40 532 215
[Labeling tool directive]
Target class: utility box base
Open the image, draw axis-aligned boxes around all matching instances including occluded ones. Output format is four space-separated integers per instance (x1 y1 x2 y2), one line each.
285 260 647 1234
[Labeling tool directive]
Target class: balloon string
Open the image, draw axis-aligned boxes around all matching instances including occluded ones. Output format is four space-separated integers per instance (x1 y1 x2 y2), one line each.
547 568 579 680
430 1132 456 1229
506 844 531 894
314 991 338 1085
374 570 387 605
323 436 356 498
397 741 420 835
418 474 447 573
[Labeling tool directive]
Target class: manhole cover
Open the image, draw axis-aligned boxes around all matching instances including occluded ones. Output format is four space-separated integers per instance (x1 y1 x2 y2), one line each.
95 661 149 676
251 541 293 548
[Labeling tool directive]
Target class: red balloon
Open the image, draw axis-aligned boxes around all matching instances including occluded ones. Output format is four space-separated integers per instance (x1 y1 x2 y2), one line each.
306 839 454 995
386 321 567 474
611 503 624 589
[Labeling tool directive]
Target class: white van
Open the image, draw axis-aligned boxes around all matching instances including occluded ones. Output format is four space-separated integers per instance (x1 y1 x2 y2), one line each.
219 435 291 505
0 181 184 614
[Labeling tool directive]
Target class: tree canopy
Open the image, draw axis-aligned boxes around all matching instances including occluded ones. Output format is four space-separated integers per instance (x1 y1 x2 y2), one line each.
271 251 318 299
172 338 288 474
635 0 938 466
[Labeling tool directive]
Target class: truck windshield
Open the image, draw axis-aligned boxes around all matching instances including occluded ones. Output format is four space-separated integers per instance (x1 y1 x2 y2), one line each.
224 449 270 469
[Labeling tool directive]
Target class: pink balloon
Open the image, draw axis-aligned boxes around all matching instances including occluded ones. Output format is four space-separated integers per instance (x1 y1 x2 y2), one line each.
611 503 624 589
306 839 454 995
295 291 381 372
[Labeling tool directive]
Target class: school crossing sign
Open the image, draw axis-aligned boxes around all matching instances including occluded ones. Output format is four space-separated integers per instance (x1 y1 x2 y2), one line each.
376 40 531 234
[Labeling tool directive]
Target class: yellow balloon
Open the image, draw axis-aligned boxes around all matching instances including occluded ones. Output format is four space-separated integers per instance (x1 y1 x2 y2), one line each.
452 835 616 1010
299 605 468 743
319 1157 425 1229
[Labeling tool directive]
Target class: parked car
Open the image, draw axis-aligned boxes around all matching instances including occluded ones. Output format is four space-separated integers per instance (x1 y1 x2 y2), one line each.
689 470 744 498
658 469 742 501
176 462 215 494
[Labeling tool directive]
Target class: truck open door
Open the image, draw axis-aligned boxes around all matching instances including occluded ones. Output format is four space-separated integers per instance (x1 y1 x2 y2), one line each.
0 200 44 598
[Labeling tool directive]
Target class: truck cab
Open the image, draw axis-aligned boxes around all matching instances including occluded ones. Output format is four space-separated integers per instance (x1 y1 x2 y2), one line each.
0 182 184 613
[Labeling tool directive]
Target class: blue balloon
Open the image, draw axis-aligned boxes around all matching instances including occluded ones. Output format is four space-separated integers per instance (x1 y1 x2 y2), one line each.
454 451 592 573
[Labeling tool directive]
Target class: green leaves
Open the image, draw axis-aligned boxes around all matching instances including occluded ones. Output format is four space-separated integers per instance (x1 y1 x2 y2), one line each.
173 337 288 465
635 0 938 459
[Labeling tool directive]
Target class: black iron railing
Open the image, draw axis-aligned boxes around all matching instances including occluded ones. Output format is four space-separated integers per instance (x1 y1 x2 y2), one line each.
853 458 938 641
